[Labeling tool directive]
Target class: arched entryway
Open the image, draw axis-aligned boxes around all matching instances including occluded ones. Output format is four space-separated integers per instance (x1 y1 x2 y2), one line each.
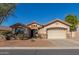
30 29 38 38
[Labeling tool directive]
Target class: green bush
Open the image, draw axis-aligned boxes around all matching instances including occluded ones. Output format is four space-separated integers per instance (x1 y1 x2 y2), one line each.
16 34 28 40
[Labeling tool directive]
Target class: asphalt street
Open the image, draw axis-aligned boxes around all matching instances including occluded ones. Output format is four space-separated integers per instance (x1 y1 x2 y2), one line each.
0 49 79 55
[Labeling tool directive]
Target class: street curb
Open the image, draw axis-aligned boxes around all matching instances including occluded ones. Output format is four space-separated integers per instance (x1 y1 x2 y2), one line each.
0 47 79 49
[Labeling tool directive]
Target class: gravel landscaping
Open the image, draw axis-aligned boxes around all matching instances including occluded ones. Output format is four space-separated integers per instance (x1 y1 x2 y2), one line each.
0 39 55 47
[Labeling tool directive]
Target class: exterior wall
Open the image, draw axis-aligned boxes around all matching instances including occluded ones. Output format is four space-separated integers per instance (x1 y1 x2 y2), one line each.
66 32 76 39
75 25 79 39
72 32 76 38
38 21 70 39
27 23 42 29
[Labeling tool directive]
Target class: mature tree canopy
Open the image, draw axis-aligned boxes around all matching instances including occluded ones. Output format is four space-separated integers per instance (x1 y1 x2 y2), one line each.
65 15 79 31
0 3 16 24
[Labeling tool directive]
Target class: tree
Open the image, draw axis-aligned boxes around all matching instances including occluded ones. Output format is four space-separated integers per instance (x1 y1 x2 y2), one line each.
0 3 16 24
65 15 79 32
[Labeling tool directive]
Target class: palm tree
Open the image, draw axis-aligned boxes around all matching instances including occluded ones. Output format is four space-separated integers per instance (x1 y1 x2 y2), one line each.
0 3 16 24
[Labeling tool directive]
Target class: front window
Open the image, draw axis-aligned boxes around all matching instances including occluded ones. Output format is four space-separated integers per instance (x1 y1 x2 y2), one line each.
15 28 24 34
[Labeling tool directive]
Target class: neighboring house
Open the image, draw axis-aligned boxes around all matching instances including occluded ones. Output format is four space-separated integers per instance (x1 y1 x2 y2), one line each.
0 26 12 34
0 26 12 31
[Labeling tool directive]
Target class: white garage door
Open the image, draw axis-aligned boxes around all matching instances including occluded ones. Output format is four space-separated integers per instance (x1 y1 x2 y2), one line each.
47 29 67 39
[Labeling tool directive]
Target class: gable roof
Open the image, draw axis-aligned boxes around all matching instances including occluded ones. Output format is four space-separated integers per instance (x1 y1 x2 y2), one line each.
44 19 71 27
26 21 43 27
10 23 26 28
39 19 71 29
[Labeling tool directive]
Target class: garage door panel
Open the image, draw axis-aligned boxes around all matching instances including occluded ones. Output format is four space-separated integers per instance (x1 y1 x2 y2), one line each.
47 29 66 39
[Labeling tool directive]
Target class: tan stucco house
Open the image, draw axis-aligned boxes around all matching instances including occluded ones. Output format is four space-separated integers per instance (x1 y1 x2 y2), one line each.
0 18 78 40
0 19 73 39
24 19 72 39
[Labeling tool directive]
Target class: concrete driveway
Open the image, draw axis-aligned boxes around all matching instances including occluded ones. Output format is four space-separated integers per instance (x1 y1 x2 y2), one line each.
49 39 79 47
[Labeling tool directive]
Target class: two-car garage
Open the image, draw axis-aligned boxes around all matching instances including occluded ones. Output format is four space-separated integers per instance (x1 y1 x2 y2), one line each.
47 28 67 39
39 19 71 39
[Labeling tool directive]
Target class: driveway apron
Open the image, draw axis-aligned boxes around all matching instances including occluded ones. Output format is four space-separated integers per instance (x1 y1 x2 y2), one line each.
49 39 79 47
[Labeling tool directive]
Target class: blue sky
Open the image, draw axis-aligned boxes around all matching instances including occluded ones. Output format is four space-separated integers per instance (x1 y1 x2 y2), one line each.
1 3 79 26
